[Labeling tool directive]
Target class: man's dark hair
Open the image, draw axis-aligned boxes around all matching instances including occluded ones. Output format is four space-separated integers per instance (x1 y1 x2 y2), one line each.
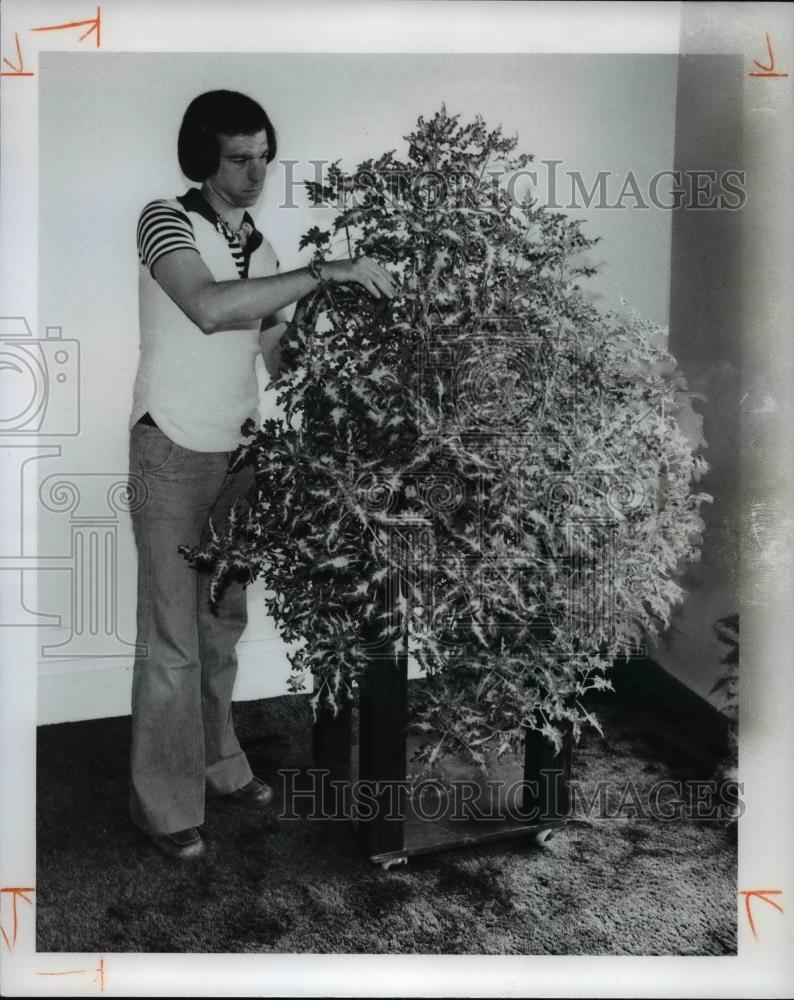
178 90 277 182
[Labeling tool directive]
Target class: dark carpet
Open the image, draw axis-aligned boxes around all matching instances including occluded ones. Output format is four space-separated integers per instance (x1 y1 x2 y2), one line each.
36 662 737 954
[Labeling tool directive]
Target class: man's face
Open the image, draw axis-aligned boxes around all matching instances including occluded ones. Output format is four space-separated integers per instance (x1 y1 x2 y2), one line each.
209 129 270 209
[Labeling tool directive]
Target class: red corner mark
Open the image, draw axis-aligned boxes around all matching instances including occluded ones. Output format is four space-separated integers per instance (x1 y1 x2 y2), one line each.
739 889 784 940
38 958 105 992
38 970 88 976
2 6 101 77
0 887 35 953
0 33 34 76
94 957 106 992
747 33 789 77
31 5 101 47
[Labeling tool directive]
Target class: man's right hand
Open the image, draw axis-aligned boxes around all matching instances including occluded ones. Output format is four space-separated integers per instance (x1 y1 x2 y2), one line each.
323 256 397 300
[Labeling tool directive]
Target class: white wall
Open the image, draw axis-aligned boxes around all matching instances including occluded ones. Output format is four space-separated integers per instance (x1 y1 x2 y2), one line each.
37 52 678 723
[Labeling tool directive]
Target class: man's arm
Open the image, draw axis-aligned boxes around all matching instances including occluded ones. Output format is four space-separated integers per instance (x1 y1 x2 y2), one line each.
151 249 396 335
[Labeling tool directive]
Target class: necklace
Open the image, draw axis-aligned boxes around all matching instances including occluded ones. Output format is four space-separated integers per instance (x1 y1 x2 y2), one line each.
200 186 250 242
217 215 253 245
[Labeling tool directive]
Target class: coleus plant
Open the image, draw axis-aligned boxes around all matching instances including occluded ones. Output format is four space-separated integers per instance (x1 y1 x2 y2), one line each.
181 106 712 769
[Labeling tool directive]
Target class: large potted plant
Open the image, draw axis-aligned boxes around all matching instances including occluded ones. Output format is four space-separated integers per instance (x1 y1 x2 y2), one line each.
182 107 711 865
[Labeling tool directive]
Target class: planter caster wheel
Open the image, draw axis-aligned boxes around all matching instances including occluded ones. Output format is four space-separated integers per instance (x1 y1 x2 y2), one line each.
379 856 408 871
534 828 554 847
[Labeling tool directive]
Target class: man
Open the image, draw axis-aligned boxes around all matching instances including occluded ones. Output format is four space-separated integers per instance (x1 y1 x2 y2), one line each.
129 89 395 861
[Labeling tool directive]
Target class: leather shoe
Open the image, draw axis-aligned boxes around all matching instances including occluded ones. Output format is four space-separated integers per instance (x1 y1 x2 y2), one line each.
225 777 274 807
149 827 205 862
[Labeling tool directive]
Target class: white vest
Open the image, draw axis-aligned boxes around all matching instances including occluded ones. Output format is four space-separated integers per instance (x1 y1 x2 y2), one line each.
130 199 279 452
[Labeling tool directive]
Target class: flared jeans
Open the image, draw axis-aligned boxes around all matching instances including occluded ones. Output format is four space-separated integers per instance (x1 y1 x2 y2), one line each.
128 421 255 835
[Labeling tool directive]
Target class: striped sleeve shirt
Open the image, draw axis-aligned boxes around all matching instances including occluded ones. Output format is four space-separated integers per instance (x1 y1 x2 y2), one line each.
138 192 282 279
137 200 198 273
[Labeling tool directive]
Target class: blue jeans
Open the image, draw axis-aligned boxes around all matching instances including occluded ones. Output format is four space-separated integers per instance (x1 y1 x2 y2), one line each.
128 422 255 835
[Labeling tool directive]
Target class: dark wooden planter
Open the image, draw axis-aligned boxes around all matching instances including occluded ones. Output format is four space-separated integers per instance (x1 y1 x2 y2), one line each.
312 641 574 870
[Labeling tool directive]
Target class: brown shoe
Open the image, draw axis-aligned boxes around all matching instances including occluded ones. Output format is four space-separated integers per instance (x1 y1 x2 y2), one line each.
225 777 274 807
149 827 205 861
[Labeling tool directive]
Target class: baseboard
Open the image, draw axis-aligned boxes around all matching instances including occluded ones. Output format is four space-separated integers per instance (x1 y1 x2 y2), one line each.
37 641 426 726
37 638 295 726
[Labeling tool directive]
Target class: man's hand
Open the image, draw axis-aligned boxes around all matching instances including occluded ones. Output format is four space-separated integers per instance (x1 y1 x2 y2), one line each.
259 317 288 378
322 256 397 299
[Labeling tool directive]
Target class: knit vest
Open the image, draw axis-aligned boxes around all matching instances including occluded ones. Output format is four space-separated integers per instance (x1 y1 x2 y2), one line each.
130 199 279 452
